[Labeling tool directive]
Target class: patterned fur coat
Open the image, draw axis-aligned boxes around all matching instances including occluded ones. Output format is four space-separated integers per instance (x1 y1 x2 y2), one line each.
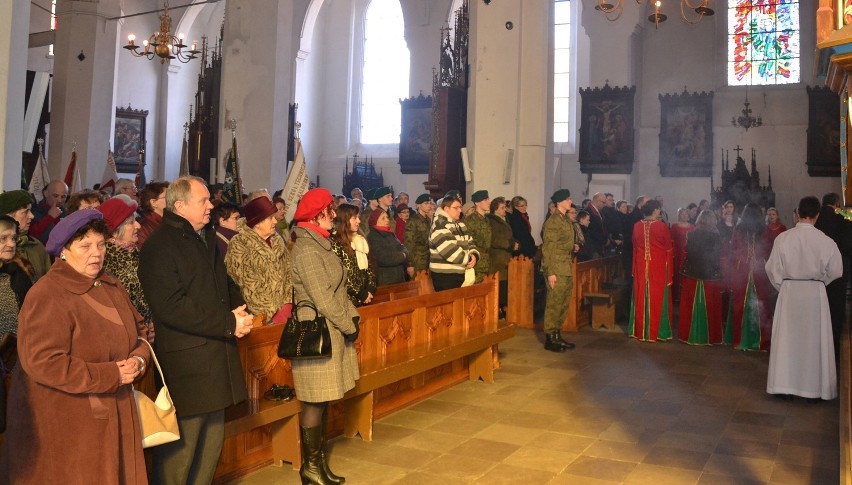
225 226 292 321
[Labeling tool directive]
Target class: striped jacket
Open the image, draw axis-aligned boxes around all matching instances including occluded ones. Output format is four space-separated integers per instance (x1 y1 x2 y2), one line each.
428 208 480 275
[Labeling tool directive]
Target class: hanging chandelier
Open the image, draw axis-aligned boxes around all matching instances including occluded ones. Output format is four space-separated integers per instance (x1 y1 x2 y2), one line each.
594 0 714 27
123 1 200 64
731 96 762 131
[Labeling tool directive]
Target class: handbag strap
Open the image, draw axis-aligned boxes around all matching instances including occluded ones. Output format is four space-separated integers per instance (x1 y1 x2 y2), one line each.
136 337 167 385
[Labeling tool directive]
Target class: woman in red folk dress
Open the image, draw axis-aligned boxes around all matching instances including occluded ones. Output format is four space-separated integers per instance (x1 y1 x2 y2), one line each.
725 203 775 351
670 208 695 302
629 200 674 342
678 211 724 345
763 207 787 248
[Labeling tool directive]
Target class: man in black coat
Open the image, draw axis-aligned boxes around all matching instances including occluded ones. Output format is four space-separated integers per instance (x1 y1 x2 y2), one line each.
814 192 852 360
139 176 255 485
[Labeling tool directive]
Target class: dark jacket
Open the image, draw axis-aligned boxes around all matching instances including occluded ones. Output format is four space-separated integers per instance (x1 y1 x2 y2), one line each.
367 228 408 286
815 206 852 277
487 214 515 281
681 227 722 281
138 210 247 417
507 210 536 258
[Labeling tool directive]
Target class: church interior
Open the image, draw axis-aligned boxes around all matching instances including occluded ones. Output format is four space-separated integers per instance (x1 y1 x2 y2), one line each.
1 0 851 483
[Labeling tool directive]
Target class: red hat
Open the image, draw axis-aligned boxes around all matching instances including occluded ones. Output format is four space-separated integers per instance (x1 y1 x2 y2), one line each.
368 208 385 228
97 197 138 232
293 188 333 222
244 196 277 228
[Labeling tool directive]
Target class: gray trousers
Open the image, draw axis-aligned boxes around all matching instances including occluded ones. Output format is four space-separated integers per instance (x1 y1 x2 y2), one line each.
152 409 225 485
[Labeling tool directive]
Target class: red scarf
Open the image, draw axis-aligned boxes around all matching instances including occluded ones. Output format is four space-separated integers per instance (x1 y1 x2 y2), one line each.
297 221 330 239
371 225 394 234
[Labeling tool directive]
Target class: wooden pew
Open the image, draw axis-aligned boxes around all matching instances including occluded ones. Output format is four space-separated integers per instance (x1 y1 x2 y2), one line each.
213 275 514 482
507 255 535 328
370 271 433 304
343 275 514 441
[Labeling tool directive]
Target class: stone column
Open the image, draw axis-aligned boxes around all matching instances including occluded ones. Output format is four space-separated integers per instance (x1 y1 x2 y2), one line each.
49 0 121 186
467 0 550 242
219 0 299 192
0 0 31 189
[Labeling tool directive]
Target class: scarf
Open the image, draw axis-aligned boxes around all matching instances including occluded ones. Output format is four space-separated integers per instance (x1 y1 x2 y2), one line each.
371 225 394 234
297 221 330 239
350 234 370 270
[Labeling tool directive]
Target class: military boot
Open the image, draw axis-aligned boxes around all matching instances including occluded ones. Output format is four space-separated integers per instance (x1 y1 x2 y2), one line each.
544 332 567 352
555 330 576 350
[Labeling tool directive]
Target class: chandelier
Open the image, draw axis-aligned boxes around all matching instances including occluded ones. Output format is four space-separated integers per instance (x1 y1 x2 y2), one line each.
123 1 200 64
594 0 714 28
731 95 762 131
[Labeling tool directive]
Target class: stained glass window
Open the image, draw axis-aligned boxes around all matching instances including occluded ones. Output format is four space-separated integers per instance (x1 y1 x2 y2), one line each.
727 0 800 86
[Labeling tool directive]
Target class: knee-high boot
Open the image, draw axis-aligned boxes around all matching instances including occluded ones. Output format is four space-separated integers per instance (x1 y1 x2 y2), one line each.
320 408 345 484
300 426 333 485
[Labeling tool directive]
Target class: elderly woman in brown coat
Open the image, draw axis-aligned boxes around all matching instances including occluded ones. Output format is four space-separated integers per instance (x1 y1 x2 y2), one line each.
290 188 359 485
225 196 292 320
0 210 150 484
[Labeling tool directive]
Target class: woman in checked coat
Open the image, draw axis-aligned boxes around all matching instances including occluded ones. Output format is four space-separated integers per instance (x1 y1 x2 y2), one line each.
290 188 360 485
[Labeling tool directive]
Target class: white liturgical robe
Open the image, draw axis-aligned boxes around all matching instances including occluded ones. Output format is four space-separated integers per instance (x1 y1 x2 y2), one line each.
765 222 843 399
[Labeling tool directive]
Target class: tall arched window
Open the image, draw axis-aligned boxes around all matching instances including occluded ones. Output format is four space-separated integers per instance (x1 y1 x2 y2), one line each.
727 0 800 86
361 0 410 144
553 0 572 143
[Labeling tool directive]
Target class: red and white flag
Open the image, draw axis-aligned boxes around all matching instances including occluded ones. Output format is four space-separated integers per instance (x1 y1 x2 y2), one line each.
63 150 83 193
100 149 119 195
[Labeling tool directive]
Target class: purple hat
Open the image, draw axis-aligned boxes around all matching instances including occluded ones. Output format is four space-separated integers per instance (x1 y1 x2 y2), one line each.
244 196 277 228
45 209 103 257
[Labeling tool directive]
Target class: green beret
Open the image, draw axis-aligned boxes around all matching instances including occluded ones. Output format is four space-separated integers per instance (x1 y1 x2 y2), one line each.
0 190 33 216
550 189 571 204
415 193 432 205
444 189 462 200
374 186 392 199
471 190 489 203
364 188 377 200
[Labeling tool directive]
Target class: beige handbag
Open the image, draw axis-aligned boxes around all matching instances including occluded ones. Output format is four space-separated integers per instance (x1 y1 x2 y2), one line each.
133 338 180 448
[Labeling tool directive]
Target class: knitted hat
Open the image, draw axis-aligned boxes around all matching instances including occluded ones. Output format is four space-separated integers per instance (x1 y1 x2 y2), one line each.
368 208 386 228
244 196 277 228
551 189 571 204
471 190 489 203
97 197 138 232
45 209 103 256
0 190 32 215
293 188 333 222
395 203 410 215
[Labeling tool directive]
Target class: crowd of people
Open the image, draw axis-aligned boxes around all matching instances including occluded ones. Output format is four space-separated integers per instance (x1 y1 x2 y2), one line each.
0 175 846 483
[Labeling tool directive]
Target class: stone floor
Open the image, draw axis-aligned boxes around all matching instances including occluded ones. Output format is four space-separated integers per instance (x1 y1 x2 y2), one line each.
233 324 840 484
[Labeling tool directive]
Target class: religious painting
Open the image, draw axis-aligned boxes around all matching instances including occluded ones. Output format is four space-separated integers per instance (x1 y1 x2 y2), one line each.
113 105 148 173
658 89 714 177
806 85 840 177
578 83 636 174
399 94 432 174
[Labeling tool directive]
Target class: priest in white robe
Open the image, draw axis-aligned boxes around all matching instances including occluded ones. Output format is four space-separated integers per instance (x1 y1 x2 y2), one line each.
765 196 843 400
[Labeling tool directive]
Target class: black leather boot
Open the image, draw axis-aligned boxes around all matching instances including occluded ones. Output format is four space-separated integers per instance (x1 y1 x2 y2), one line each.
320 409 345 484
544 332 567 352
300 426 333 485
555 331 576 350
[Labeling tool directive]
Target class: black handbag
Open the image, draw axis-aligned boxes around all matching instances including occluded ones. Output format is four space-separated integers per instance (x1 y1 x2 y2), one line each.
277 299 332 360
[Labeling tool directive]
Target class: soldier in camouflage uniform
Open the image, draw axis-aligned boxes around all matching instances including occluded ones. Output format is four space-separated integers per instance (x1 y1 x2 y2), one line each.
375 186 396 234
404 193 433 274
541 189 576 352
465 190 492 283
359 188 378 236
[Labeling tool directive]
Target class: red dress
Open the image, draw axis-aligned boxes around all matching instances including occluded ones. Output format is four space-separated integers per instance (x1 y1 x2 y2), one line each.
670 223 694 301
628 220 674 341
726 230 774 351
763 223 786 248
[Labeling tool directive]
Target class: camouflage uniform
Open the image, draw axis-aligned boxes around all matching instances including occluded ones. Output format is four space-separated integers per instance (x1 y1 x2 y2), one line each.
465 211 491 283
360 206 374 236
404 211 431 274
541 210 575 334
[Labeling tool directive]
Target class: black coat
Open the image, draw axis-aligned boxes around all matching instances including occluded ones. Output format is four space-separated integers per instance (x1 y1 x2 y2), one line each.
681 227 722 280
507 210 536 258
367 228 408 286
138 210 247 417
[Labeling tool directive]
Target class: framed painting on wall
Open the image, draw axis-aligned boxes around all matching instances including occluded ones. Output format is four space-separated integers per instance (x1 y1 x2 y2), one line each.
806 85 840 177
399 94 432 174
658 89 714 177
578 83 636 174
113 105 148 173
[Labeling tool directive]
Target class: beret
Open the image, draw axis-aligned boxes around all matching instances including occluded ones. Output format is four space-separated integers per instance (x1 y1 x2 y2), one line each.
368 208 385 228
374 186 392 199
415 193 432 205
395 203 410 214
97 197 138 232
244 196 277 228
0 190 33 216
293 188 333 222
45 209 103 256
471 190 489 203
364 188 377 201
551 189 571 204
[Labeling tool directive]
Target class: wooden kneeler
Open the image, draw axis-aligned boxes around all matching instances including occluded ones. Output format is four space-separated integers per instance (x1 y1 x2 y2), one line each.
584 292 616 330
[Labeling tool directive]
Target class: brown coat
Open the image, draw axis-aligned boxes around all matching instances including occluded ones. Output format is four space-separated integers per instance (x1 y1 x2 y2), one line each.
0 260 149 484
290 227 359 402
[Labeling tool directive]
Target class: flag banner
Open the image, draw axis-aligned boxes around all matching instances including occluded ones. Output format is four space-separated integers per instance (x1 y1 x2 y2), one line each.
222 142 243 204
63 150 76 189
28 141 49 201
281 138 309 222
100 149 119 195
71 166 83 194
134 150 146 190
179 133 189 177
